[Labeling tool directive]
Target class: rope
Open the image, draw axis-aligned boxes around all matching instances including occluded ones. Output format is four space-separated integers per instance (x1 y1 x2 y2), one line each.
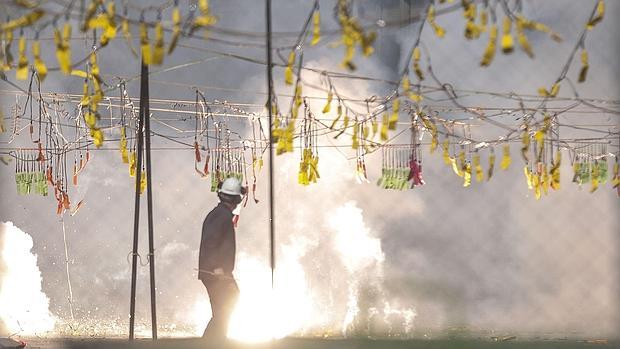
60 215 75 321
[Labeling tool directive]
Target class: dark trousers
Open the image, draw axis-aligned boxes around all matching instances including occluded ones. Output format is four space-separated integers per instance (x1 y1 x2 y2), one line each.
201 275 239 339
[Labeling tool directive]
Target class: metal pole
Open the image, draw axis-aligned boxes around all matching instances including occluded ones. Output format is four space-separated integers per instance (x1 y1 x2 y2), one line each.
265 0 276 289
142 62 158 340
128 61 147 341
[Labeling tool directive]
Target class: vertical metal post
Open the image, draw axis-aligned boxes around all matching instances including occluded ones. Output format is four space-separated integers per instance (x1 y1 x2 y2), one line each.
143 62 158 340
128 62 147 341
265 0 276 289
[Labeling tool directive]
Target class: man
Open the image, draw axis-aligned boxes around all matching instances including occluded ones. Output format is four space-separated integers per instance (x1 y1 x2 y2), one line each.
198 177 245 339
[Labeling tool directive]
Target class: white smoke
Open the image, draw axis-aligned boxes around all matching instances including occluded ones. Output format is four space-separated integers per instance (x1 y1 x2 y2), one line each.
0 221 55 336
328 201 416 337
330 203 385 273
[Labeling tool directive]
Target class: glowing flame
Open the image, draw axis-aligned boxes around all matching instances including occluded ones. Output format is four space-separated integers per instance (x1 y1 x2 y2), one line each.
0 221 55 335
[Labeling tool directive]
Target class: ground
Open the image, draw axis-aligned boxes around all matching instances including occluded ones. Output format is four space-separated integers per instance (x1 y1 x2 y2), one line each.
12 337 618 349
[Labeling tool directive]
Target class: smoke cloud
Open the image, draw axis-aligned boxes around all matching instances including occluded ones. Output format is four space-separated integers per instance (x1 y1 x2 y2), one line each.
0 0 618 341
0 221 55 336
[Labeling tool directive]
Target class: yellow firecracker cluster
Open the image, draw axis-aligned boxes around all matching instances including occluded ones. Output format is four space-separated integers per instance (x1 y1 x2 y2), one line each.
335 0 376 71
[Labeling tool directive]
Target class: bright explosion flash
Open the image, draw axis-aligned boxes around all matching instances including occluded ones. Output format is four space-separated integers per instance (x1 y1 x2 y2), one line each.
191 250 316 343
190 201 415 343
227 251 314 342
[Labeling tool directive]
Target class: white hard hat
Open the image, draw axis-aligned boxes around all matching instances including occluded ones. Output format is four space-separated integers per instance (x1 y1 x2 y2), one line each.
219 177 243 196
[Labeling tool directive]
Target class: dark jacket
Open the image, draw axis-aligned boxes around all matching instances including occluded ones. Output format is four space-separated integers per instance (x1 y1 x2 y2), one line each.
198 202 236 279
